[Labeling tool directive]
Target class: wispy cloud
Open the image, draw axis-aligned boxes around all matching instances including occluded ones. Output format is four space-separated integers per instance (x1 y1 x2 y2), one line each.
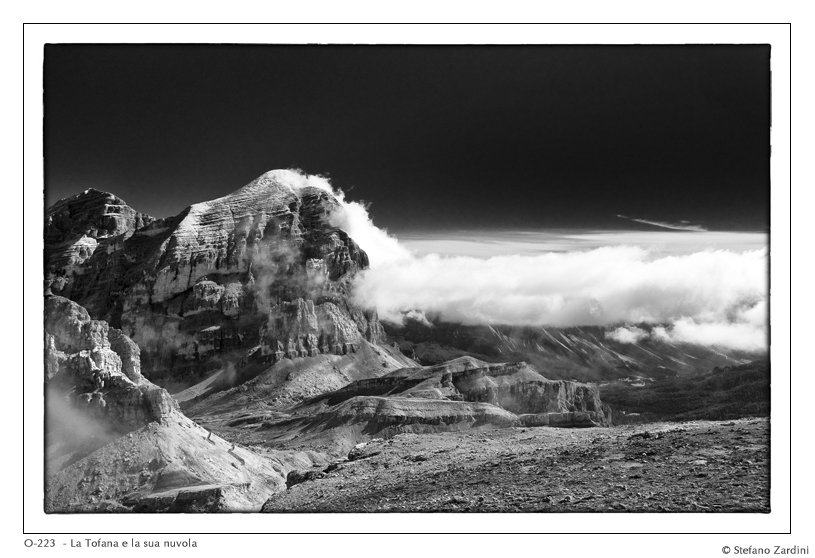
398 230 766 258
617 214 708 232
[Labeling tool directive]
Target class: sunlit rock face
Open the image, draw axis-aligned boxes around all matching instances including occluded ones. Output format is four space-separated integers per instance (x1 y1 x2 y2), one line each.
44 170 384 384
44 295 287 513
44 295 174 432
45 189 156 296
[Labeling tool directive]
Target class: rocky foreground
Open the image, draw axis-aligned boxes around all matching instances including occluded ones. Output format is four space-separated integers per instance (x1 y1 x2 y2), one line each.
261 417 769 513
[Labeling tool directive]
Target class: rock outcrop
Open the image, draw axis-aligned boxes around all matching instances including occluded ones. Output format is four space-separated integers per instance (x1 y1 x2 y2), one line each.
44 296 286 512
45 189 155 296
312 356 611 426
244 357 611 456
44 295 171 431
44 170 386 388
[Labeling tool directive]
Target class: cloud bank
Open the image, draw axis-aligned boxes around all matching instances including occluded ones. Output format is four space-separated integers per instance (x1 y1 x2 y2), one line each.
351 247 768 351
305 172 768 353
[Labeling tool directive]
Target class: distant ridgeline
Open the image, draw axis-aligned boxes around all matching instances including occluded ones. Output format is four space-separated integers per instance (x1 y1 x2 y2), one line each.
384 318 764 383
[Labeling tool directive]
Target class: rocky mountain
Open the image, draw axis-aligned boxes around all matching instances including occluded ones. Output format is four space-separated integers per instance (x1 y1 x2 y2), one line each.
45 170 390 395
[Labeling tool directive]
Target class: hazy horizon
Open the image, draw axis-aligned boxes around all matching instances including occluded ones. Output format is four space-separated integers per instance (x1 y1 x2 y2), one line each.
395 229 768 258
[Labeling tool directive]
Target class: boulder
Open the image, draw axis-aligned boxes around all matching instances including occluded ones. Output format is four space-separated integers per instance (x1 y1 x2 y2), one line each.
286 469 322 488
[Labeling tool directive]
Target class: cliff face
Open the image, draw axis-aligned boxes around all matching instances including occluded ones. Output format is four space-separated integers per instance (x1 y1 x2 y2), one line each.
44 296 287 512
45 189 155 297
45 295 175 431
44 170 385 385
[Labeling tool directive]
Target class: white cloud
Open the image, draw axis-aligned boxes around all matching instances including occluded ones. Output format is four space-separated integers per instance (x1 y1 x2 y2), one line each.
606 326 650 344
352 246 765 324
327 196 411 267
662 318 766 352
650 299 769 352
404 309 432 327
305 172 769 353
604 302 768 352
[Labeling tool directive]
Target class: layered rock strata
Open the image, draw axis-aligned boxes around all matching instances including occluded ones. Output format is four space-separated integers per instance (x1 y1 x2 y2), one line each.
249 357 612 457
44 170 384 387
45 189 155 295
312 356 611 426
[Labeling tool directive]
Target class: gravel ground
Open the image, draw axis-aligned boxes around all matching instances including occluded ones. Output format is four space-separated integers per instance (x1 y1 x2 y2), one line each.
261 418 769 513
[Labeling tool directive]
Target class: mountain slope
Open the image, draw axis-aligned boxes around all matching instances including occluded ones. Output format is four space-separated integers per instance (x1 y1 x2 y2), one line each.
600 359 770 423
385 319 762 382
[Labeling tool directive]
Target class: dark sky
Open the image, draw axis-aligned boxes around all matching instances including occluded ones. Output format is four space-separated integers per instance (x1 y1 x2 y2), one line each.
44 44 770 232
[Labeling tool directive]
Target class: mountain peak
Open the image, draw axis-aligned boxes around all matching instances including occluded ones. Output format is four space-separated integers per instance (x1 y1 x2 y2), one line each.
48 187 126 214
45 186 155 248
45 169 382 384
217 169 335 204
